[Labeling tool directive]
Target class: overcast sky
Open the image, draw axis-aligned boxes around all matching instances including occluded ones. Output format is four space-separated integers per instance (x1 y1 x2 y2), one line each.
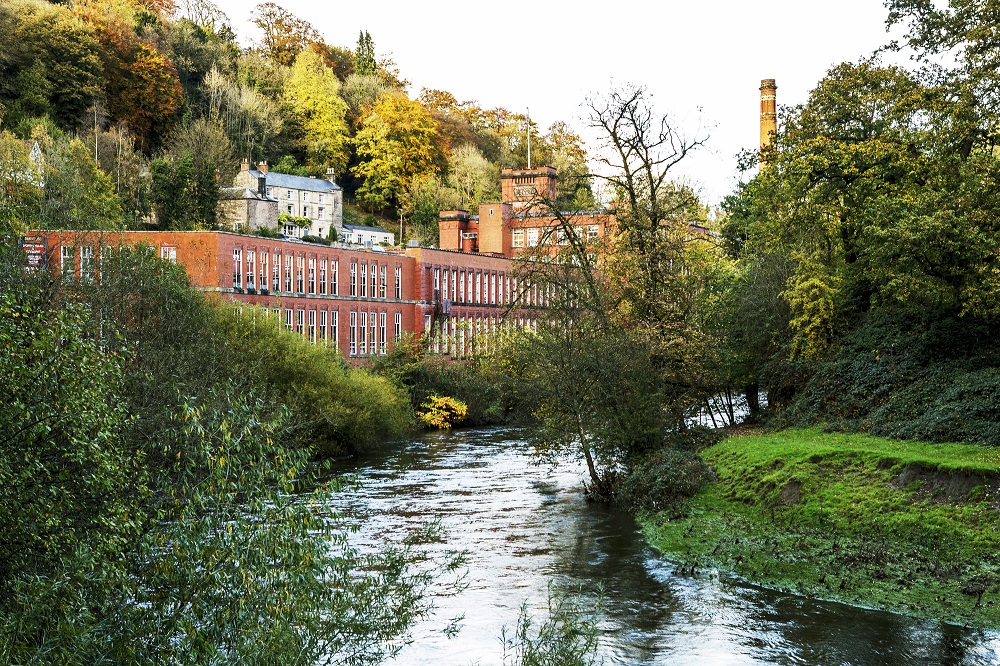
213 0 910 206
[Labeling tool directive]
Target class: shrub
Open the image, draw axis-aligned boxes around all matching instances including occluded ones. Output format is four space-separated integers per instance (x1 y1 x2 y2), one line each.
616 448 715 515
781 306 1000 444
418 395 468 430
301 233 332 245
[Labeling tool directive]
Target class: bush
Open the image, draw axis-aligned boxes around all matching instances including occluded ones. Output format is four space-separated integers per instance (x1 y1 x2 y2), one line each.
418 395 468 430
369 333 535 428
301 233 332 245
616 448 715 515
781 306 1000 444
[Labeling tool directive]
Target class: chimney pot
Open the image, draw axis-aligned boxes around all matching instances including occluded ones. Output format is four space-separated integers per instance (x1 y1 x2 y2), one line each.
257 161 268 175
240 158 250 172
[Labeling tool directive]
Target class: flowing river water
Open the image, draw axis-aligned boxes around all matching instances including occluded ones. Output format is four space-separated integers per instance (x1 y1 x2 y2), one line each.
326 427 1000 665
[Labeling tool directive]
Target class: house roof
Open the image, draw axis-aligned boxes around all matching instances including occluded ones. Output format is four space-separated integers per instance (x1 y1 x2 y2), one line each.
248 170 342 192
344 223 392 234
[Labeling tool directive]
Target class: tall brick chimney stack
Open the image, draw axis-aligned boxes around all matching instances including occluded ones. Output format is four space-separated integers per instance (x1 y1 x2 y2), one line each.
760 79 777 162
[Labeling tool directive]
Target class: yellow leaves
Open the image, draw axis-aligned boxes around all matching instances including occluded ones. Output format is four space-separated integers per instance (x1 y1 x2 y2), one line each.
418 395 468 430
783 262 842 359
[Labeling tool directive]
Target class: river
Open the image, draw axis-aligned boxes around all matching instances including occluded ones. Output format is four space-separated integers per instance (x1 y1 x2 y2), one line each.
326 427 1000 665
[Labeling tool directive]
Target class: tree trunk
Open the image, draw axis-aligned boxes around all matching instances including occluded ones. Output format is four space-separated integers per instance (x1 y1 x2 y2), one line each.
745 382 760 422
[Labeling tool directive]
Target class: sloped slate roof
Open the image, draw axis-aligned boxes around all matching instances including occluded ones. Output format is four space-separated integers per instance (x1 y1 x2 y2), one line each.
248 170 341 192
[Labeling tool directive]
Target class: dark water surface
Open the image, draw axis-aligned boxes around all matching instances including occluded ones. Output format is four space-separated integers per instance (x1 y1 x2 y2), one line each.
326 428 1000 665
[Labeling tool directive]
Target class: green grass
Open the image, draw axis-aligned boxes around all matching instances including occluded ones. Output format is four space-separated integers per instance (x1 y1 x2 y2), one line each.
641 428 1000 628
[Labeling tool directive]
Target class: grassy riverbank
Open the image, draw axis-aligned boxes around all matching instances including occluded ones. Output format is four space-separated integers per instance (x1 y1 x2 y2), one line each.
641 429 1000 628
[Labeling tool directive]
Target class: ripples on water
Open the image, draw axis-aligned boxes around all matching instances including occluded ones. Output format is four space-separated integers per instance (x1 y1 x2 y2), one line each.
325 428 1000 666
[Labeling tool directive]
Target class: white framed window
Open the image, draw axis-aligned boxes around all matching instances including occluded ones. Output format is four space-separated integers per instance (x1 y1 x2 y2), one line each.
370 263 377 297
266 186 273 197
359 311 367 355
286 190 293 200
512 229 525 248
527 228 540 247
308 257 316 294
80 246 94 283
308 309 316 343
319 309 327 342
296 308 304 335
350 262 357 296
319 259 327 295
318 207 325 220
301 191 308 201
359 263 367 297
284 255 292 292
160 246 176 262
319 193 325 204
303 206 310 218
394 311 401 340
232 248 242 288
331 309 338 347
379 312 387 354
394 265 401 299
332 259 339 295
296 255 304 293
586 224 599 241
284 308 293 331
369 311 376 354
379 265 386 298
246 250 255 289
349 311 357 355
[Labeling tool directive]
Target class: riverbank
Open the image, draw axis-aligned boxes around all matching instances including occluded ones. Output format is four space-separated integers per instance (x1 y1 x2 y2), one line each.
640 428 1000 629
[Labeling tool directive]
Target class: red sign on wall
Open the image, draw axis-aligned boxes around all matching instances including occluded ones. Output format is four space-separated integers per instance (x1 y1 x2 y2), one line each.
22 235 46 271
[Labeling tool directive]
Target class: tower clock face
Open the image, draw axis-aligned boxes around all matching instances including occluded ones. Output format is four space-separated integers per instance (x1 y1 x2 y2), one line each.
514 185 537 199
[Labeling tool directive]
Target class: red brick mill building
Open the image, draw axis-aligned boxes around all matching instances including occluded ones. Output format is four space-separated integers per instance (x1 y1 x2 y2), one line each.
27 167 614 360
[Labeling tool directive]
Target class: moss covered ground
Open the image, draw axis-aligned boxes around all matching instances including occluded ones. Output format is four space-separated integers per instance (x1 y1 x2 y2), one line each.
640 428 1000 628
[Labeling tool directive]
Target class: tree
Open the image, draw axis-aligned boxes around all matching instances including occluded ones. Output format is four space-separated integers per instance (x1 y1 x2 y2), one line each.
81 10 184 151
340 73 394 125
284 48 351 175
445 143 499 208
149 150 218 229
85 122 150 225
400 174 460 246
0 0 103 131
508 85 713 494
162 17 240 111
725 60 1000 358
0 244 449 663
251 1 319 67
37 133 126 230
354 30 377 77
353 95 441 210
545 122 595 209
0 131 43 237
166 115 237 183
203 64 283 163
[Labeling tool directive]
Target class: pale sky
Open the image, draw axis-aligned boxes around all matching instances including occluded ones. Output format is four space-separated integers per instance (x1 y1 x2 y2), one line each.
213 0 910 206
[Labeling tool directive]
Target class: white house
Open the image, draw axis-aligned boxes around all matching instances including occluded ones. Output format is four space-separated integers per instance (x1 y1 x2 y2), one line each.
234 160 343 239
342 223 394 248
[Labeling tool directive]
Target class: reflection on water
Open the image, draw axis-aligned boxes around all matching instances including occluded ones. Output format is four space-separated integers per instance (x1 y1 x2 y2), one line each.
325 428 1000 665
